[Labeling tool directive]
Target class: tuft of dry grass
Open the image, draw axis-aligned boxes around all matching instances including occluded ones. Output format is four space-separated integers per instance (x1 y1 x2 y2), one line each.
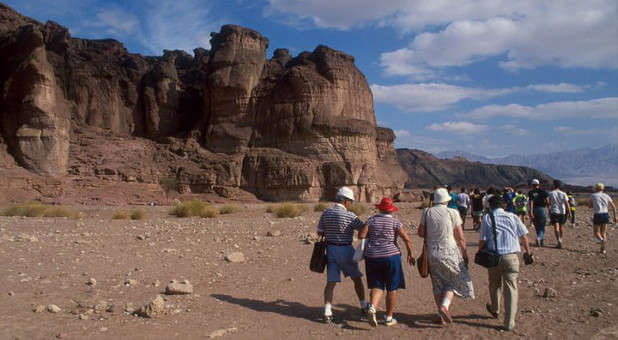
219 205 240 215
347 203 367 216
271 203 307 218
418 200 431 209
112 211 130 220
130 209 145 220
265 205 275 213
313 202 328 212
2 202 78 218
170 200 217 218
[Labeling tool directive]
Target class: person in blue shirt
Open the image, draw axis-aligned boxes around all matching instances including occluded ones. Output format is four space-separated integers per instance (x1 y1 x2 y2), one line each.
447 185 458 209
479 195 533 331
503 187 516 213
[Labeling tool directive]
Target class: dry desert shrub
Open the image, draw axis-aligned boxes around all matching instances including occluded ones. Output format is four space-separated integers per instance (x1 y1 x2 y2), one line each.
112 210 130 219
418 200 431 209
131 209 145 220
347 203 367 216
313 202 328 212
270 203 309 218
219 205 240 215
2 202 78 218
265 205 275 213
575 198 589 207
170 200 217 218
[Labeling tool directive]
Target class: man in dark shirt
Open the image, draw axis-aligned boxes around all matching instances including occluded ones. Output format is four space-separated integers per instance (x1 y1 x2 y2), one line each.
528 179 550 247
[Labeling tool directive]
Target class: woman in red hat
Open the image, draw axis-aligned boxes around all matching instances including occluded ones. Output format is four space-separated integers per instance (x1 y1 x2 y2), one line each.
358 197 415 327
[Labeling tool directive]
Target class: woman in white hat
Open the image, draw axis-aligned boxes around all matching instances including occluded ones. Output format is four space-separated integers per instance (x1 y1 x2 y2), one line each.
418 187 474 325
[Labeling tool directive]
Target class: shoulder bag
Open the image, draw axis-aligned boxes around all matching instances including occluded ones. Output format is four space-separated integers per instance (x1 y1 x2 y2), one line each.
474 212 501 268
417 209 429 278
309 235 327 273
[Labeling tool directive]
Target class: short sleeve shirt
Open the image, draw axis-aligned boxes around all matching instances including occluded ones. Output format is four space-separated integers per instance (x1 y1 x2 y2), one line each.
480 208 528 254
528 189 549 208
591 192 613 214
447 193 458 209
548 189 569 214
365 214 402 258
457 193 470 208
317 204 364 244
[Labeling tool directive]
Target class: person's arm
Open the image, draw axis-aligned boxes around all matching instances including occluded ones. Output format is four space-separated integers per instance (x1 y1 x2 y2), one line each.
418 209 426 238
358 223 369 239
397 226 415 265
564 195 571 217
529 196 535 218
478 215 489 250
520 235 532 254
317 214 325 236
610 199 617 223
453 223 468 265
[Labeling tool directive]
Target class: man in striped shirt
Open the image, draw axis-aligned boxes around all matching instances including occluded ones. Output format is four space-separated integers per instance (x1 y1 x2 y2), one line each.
317 186 367 323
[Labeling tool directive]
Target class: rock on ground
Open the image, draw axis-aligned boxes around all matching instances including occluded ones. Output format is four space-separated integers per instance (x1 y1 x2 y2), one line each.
135 295 166 318
165 280 193 295
224 252 245 263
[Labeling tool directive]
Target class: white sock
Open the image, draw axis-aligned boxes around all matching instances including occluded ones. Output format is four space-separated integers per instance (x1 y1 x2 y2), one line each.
441 297 452 310
360 300 368 309
385 315 393 321
324 303 332 316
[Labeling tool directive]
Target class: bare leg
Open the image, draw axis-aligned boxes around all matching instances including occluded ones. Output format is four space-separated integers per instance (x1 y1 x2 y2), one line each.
600 224 607 253
370 288 383 309
351 277 366 303
385 291 397 317
324 282 336 305
553 223 561 244
593 224 601 240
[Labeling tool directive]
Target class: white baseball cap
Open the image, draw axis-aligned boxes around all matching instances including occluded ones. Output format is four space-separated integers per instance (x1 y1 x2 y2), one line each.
433 188 451 204
531 179 540 185
336 186 355 201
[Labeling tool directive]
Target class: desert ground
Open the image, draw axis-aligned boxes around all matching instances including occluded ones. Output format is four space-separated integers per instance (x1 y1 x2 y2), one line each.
0 203 616 340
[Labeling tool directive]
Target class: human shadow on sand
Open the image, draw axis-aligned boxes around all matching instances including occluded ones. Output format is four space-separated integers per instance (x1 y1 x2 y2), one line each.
210 294 367 330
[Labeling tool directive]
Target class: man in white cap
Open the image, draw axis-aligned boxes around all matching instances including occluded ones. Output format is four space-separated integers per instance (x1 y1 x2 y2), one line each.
588 182 616 254
528 179 550 247
317 186 368 323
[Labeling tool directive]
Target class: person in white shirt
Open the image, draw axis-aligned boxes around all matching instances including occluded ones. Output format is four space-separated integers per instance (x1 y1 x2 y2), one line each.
588 182 616 254
457 187 471 229
548 180 570 249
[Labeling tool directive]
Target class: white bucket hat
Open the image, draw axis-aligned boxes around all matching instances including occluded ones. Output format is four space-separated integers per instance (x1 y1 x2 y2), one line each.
336 186 355 201
433 188 451 204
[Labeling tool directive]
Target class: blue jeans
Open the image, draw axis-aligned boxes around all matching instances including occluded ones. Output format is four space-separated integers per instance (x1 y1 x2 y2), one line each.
533 207 547 241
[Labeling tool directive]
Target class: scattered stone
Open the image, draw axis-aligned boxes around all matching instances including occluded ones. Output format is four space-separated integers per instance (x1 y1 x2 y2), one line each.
86 278 97 286
125 279 138 286
137 235 146 240
56 333 66 339
590 308 603 317
543 288 558 298
252 236 260 241
209 327 238 338
135 295 166 318
94 300 108 314
100 327 108 332
8 291 14 296
224 252 245 263
165 280 194 295
33 305 46 313
124 302 136 314
153 280 161 287
47 304 62 313
267 230 281 237
79 314 89 320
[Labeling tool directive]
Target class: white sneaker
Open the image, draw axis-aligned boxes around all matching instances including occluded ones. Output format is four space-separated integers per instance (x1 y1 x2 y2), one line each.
367 306 377 327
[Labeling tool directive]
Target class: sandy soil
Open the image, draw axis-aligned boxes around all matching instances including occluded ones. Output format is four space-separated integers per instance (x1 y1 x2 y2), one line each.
0 203 616 339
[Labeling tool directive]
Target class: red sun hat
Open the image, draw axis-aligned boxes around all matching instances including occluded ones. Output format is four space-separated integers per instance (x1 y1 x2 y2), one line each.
375 197 398 213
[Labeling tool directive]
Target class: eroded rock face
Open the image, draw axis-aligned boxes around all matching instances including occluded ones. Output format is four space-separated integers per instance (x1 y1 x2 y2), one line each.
0 4 406 202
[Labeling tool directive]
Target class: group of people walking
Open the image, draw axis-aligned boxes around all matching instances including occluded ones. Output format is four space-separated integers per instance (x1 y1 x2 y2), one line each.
315 181 615 331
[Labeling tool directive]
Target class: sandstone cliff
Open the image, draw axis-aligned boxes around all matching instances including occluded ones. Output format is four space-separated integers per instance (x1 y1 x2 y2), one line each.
0 4 406 203
396 149 553 189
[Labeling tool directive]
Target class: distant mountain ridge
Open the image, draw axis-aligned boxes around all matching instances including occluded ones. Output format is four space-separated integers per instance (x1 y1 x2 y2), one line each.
437 144 618 186
397 149 552 188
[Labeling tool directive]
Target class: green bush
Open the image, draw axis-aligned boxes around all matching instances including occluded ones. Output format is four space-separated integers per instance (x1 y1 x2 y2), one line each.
272 203 306 218
219 205 240 215
2 202 78 218
170 200 217 218
347 203 367 216
112 210 130 219
130 209 145 220
313 202 328 212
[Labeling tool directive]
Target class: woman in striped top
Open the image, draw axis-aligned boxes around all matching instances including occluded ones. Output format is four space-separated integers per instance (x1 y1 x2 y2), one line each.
358 197 414 327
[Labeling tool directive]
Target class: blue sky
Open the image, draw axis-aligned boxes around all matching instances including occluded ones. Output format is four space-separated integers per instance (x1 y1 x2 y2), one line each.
7 0 618 157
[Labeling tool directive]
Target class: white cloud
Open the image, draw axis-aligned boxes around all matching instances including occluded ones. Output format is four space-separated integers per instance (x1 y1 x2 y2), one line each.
371 82 586 112
500 124 530 136
553 126 618 136
426 121 488 134
526 83 584 93
93 9 139 34
554 126 573 132
371 83 513 112
394 130 410 138
460 97 618 120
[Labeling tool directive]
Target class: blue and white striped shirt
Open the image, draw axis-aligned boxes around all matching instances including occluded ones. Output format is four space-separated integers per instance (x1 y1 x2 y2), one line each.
480 208 528 255
317 204 364 244
365 214 402 258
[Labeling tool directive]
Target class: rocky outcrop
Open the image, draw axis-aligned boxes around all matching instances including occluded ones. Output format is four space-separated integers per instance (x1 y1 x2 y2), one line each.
0 4 405 203
396 149 553 188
